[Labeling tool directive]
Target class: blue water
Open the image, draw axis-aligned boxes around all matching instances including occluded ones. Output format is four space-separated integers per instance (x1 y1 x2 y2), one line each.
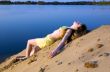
0 5 110 60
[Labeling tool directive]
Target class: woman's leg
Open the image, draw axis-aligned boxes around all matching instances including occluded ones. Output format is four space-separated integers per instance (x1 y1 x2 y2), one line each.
30 45 40 56
26 39 39 58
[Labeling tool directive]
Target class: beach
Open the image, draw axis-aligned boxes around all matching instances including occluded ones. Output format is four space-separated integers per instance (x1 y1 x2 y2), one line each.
0 25 110 72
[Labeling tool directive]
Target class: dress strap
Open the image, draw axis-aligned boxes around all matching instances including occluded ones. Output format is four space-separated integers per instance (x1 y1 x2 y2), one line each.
60 26 68 30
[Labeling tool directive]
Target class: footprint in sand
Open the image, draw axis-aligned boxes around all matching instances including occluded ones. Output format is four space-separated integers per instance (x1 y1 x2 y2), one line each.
84 61 98 68
99 53 110 57
97 38 101 41
55 60 59 63
68 62 71 65
87 43 103 53
87 48 94 52
39 67 45 72
96 44 104 48
57 61 63 65
75 69 79 72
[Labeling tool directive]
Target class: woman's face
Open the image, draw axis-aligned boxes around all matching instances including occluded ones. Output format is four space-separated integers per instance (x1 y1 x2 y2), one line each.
71 21 81 30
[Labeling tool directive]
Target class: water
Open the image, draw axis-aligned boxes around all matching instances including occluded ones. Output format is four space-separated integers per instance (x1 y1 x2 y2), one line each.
0 5 110 60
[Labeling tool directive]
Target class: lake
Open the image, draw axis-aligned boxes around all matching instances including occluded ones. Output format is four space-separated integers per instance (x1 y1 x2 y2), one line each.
0 5 110 60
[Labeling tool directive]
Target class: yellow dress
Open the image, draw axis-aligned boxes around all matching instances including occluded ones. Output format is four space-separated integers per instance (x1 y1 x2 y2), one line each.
35 26 67 49
35 35 55 49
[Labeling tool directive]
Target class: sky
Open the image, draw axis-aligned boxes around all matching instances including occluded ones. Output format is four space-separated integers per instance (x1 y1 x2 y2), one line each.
11 0 107 2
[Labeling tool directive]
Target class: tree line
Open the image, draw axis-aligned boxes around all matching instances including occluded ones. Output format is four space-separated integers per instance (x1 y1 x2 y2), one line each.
0 1 110 5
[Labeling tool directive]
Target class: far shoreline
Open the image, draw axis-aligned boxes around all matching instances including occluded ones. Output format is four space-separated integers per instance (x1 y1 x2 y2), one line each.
0 1 110 5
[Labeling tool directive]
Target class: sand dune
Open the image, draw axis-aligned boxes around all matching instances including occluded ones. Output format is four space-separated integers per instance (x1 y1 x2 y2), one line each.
0 25 110 72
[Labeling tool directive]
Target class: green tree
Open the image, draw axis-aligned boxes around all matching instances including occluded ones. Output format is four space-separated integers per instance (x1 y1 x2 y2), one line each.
37 1 45 5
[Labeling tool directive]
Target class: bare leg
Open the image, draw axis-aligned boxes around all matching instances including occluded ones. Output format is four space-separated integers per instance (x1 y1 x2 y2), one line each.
26 39 38 58
30 45 40 56
26 40 32 57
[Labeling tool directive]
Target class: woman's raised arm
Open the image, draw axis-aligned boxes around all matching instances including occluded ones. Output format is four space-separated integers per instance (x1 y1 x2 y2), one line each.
49 29 73 58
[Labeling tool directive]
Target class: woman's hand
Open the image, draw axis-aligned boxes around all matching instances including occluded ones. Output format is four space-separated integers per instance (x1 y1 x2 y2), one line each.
49 49 60 58
49 51 57 58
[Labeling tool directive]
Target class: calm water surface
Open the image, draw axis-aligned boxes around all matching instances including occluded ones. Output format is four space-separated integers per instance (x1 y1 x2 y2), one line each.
0 5 110 60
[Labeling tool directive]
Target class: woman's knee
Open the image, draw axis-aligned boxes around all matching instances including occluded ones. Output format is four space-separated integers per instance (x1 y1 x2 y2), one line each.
27 39 34 44
33 45 41 53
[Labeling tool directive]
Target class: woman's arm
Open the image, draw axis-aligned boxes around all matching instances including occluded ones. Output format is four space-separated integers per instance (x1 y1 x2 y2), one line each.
49 29 73 58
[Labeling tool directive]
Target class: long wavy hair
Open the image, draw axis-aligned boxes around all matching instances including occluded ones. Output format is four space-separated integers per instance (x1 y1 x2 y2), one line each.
67 24 87 43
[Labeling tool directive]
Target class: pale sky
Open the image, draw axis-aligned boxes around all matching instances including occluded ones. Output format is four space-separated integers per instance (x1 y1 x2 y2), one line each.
11 0 107 2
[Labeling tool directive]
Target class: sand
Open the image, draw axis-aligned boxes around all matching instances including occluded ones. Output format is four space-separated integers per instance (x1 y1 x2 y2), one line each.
0 25 110 72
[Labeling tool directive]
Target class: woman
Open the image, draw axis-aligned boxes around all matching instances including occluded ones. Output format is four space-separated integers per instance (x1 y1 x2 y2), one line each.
49 22 87 58
18 21 87 60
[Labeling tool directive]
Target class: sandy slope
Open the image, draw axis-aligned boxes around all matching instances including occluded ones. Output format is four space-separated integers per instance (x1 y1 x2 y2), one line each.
0 25 110 72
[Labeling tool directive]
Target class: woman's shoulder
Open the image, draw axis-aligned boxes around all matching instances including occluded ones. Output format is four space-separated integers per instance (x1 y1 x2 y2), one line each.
60 26 68 30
